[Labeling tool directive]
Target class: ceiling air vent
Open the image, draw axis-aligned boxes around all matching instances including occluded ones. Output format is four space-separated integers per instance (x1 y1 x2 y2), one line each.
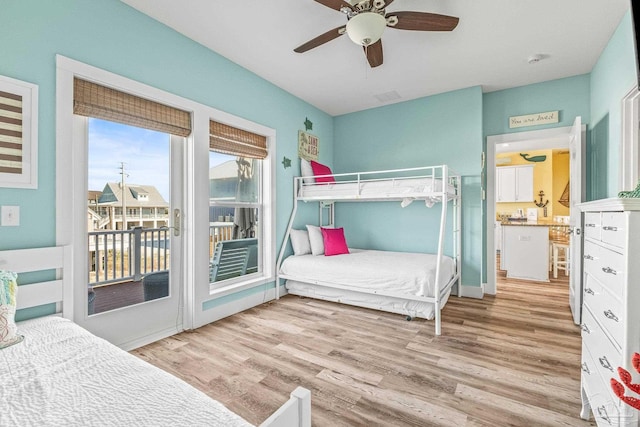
374 90 401 103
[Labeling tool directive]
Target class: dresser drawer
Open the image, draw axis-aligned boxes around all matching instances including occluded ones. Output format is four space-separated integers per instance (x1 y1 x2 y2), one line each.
583 275 624 349
584 212 602 241
601 212 627 249
583 241 625 298
581 342 621 426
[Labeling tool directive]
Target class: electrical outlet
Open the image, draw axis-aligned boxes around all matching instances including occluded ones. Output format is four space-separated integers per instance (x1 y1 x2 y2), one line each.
1 206 20 226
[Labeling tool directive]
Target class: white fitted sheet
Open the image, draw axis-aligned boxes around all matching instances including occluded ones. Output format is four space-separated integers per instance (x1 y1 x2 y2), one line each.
280 249 456 298
0 316 252 427
298 177 455 204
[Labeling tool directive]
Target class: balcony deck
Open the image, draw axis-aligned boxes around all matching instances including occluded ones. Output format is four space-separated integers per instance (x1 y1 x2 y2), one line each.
92 280 145 314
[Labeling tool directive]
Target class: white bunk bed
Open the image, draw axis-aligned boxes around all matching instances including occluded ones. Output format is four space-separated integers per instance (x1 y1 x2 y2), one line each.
276 165 461 336
0 246 311 427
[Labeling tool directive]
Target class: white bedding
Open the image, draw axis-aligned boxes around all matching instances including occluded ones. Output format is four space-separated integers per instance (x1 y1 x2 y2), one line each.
0 316 252 427
298 177 455 205
280 249 456 298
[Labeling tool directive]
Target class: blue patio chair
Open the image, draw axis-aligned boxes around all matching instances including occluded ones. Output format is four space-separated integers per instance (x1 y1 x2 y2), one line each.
142 270 169 301
210 238 258 282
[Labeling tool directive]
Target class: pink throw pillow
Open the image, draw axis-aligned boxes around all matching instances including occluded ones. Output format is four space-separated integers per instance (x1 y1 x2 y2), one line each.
321 227 349 256
310 160 335 183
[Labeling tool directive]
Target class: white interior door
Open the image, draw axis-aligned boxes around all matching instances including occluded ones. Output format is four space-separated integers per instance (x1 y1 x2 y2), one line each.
569 116 585 325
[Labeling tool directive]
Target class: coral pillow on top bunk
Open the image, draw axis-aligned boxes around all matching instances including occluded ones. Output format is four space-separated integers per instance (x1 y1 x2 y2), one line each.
321 227 349 256
310 161 335 183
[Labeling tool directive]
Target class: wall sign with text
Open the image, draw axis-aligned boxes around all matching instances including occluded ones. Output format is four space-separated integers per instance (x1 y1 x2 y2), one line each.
509 111 559 129
298 130 319 161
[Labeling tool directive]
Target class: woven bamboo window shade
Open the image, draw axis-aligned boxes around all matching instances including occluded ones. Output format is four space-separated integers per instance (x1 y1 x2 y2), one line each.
73 78 191 137
210 120 267 159
0 90 23 174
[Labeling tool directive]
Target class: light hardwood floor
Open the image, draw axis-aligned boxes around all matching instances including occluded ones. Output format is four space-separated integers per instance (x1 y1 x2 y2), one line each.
132 272 594 426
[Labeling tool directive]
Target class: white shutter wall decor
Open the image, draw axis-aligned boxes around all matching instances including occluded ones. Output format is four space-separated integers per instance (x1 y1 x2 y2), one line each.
0 75 38 189
0 90 22 175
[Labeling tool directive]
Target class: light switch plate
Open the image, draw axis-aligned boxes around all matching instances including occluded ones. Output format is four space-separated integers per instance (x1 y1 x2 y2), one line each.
1 206 20 226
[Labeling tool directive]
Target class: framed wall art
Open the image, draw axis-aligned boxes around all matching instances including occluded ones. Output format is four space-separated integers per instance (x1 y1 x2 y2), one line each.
0 74 38 189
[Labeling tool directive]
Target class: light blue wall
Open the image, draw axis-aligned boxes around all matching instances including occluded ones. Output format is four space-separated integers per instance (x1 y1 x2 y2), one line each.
590 11 637 198
333 86 484 286
0 0 333 308
483 75 591 138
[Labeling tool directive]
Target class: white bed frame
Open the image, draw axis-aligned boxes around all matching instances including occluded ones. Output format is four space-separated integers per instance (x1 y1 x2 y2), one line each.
0 246 311 427
276 165 462 336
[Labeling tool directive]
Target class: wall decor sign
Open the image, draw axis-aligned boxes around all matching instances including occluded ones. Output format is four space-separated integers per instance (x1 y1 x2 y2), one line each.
509 111 559 129
0 75 38 189
298 130 319 161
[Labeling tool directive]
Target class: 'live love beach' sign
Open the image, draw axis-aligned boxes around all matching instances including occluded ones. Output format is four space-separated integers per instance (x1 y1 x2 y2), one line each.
509 111 559 128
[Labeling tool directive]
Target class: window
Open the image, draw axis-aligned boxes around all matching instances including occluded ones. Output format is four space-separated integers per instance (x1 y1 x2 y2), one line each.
208 120 267 288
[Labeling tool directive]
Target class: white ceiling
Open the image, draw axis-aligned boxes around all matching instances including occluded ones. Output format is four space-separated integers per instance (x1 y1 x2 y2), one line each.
121 0 630 117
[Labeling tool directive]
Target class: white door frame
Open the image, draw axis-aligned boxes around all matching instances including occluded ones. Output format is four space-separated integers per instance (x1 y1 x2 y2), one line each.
621 85 640 192
56 56 193 349
485 124 584 295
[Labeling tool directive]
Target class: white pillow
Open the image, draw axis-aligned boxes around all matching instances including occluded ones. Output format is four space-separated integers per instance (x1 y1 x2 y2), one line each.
300 158 315 184
306 224 333 256
306 225 324 255
290 229 311 256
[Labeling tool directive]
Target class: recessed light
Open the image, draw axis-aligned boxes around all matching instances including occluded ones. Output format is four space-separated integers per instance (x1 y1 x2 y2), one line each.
527 54 545 64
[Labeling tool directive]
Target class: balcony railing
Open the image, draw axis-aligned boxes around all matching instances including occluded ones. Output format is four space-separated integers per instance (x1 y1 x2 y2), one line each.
88 227 170 287
88 223 236 288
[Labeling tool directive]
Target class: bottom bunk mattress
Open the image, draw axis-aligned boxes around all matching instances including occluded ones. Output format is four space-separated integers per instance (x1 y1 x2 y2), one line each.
280 249 456 320
0 316 252 427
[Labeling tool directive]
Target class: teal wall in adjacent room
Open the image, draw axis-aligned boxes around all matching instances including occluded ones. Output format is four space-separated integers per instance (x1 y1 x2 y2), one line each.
590 10 637 199
333 86 484 287
0 0 333 308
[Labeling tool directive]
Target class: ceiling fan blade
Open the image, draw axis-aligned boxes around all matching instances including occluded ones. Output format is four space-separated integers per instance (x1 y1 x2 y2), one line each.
294 26 346 53
364 39 383 68
314 0 354 12
387 11 459 31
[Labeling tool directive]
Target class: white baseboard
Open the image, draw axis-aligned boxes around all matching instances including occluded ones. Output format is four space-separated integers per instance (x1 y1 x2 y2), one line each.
119 324 183 351
197 285 288 326
459 284 484 299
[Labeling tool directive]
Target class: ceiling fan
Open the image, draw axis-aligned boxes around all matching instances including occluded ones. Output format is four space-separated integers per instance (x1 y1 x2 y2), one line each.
294 0 459 68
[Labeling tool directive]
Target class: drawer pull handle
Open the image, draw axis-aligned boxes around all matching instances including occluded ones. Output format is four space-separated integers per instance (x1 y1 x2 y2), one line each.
581 362 590 374
602 226 618 231
581 323 590 334
604 310 619 322
583 254 594 260
597 405 611 424
585 288 594 295
599 356 614 372
585 223 597 228
602 267 617 275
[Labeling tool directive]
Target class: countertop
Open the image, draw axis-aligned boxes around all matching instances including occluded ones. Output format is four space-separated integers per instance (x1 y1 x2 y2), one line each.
500 220 569 227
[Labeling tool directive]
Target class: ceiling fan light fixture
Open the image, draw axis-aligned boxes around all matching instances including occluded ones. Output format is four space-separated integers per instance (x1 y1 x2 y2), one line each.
346 12 386 46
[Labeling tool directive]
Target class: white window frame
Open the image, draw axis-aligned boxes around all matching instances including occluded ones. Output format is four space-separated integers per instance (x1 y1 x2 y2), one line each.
56 55 276 331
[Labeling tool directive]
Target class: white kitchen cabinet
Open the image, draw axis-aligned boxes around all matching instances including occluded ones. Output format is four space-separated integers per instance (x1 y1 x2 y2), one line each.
578 198 640 426
496 165 534 202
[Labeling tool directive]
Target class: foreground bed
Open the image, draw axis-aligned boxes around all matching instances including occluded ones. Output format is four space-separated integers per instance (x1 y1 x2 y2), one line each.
0 246 310 427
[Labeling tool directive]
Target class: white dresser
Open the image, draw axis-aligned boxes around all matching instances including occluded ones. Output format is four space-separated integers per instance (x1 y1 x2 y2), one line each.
578 198 640 426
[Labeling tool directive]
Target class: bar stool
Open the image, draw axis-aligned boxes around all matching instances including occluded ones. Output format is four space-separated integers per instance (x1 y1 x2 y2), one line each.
552 242 570 279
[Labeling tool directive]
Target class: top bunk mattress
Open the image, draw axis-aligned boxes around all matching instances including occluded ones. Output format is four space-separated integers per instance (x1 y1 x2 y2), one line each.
0 315 252 427
279 249 455 298
298 177 457 203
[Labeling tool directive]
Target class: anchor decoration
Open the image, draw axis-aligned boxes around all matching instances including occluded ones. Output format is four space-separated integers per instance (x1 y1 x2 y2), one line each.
520 153 547 162
535 190 549 217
